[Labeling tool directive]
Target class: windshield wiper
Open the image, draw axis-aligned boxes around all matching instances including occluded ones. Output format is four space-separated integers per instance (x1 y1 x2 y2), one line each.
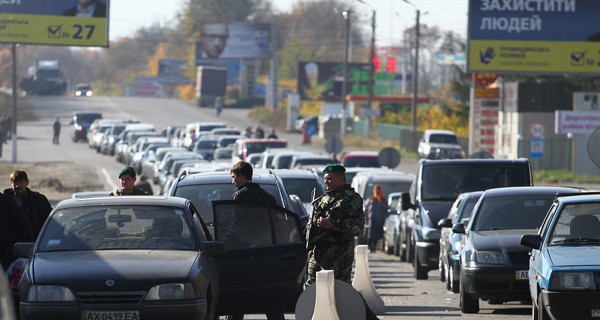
552 237 600 244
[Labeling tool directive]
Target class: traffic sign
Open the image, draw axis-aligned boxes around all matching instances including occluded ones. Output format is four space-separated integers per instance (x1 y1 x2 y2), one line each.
378 147 401 168
325 136 343 154
305 125 317 137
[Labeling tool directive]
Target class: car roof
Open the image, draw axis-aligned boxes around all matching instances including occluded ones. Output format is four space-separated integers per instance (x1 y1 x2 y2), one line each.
482 186 582 198
55 195 187 210
420 158 530 166
424 129 457 136
272 169 320 179
342 151 378 157
175 169 279 186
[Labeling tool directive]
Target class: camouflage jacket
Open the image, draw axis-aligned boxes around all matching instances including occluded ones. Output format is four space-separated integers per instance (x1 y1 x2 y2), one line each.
308 184 364 249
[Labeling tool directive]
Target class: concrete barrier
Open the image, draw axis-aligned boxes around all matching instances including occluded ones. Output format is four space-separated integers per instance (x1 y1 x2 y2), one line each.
312 270 340 320
352 245 385 314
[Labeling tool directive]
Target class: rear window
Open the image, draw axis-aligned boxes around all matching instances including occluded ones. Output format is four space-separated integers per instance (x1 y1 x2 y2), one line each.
429 134 458 144
342 156 380 168
75 113 102 124
365 180 412 199
246 141 287 155
421 163 530 201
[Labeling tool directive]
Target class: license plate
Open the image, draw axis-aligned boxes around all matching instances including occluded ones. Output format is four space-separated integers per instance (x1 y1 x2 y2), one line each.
515 270 529 280
82 310 140 320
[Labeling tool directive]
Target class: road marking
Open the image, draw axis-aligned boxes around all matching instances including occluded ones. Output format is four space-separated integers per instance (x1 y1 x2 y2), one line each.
101 168 118 190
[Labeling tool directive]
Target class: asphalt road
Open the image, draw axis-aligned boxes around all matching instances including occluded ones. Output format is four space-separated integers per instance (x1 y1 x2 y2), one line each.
2 96 531 319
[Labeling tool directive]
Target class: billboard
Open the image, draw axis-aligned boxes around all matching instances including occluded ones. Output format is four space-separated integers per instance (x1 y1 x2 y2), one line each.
468 0 600 74
158 60 192 85
0 0 109 47
197 22 271 59
297 61 403 101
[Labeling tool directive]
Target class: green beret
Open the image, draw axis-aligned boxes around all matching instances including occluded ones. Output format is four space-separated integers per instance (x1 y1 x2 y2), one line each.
323 164 346 174
119 166 136 178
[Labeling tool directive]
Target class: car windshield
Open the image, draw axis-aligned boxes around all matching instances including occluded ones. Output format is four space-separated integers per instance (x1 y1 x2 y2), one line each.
293 158 333 167
471 195 554 231
549 203 600 245
75 114 101 124
196 140 218 149
421 164 530 201
429 134 458 144
343 157 380 168
173 183 283 225
365 181 412 199
281 177 324 203
38 205 195 252
457 196 481 223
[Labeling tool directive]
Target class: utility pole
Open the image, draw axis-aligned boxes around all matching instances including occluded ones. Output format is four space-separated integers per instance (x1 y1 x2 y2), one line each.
365 10 375 140
411 9 419 132
11 43 17 164
341 10 351 138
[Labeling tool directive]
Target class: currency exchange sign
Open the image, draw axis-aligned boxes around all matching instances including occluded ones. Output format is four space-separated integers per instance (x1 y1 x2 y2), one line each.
468 0 600 75
0 0 110 47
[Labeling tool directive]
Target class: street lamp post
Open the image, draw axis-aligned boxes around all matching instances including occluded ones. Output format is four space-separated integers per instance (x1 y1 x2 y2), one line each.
411 9 419 132
358 0 376 140
341 10 351 138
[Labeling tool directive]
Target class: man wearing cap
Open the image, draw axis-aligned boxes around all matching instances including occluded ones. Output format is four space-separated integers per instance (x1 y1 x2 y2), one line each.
307 163 365 284
109 167 149 196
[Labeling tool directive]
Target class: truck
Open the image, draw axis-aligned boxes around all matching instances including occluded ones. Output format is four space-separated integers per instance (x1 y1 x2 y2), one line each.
195 66 227 107
20 60 67 96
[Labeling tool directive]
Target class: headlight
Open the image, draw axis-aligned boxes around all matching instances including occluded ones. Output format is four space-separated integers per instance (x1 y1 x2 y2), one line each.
422 227 441 240
27 285 76 302
550 272 596 290
86 91 93 97
75 91 82 96
474 251 505 265
76 125 83 131
145 283 198 300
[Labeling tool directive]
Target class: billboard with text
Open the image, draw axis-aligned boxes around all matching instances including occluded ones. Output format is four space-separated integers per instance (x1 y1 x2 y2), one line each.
197 22 270 59
468 0 600 74
0 0 109 47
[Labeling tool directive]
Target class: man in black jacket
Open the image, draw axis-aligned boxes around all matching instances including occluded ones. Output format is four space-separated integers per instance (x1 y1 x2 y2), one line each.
230 161 275 204
4 170 52 240
228 161 282 320
0 193 33 270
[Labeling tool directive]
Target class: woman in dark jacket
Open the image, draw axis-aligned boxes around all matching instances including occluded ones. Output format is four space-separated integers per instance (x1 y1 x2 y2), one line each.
364 184 388 252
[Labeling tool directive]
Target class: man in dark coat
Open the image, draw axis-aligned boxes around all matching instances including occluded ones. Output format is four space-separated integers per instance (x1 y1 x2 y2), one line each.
3 170 52 240
0 193 33 270
63 0 107 17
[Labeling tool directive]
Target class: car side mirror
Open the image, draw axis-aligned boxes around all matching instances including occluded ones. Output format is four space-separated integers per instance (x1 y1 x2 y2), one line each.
520 234 542 250
438 218 452 228
13 242 34 258
452 223 465 234
202 241 226 257
400 192 414 211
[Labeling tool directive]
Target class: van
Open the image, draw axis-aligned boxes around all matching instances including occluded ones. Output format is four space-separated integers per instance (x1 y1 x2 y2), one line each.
232 139 287 162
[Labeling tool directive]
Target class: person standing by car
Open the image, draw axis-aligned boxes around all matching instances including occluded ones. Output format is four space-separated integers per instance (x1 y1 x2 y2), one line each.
307 164 364 283
3 170 53 239
109 166 149 196
228 160 283 320
215 97 223 117
52 117 61 145
363 184 388 253
0 192 33 270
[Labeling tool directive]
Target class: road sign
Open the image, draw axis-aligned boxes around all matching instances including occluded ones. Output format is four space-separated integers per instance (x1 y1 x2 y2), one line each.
378 147 401 168
305 125 317 137
530 123 545 138
530 138 544 159
325 136 343 154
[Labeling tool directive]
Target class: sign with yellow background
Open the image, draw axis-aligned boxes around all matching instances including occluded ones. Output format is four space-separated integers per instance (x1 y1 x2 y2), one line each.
0 0 109 47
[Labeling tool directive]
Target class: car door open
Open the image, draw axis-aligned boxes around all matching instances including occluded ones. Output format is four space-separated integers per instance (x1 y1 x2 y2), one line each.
212 200 307 315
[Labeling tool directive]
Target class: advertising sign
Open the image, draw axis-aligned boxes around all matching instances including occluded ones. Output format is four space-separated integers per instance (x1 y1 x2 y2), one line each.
297 61 402 101
468 0 600 74
135 77 171 98
0 0 109 47
158 60 191 85
197 22 271 59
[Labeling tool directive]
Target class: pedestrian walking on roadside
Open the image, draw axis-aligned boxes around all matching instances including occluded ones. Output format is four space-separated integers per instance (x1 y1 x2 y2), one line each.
52 117 61 144
109 166 149 196
364 184 388 252
215 97 223 117
3 169 53 239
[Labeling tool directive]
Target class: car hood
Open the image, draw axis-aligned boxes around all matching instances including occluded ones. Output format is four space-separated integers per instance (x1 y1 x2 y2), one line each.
547 246 600 267
32 250 199 291
471 229 536 252
419 201 454 227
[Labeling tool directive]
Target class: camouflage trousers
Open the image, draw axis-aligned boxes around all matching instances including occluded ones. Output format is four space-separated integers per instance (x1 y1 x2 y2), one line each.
308 240 354 284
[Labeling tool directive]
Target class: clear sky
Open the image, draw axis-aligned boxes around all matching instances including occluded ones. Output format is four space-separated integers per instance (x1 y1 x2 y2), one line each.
109 0 469 45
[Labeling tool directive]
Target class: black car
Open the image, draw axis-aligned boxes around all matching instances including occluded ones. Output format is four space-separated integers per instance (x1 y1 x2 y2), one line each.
454 186 581 314
70 111 102 142
13 196 306 319
400 158 532 280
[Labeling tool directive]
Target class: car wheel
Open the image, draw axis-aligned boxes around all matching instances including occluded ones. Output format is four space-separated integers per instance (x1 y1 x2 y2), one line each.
450 264 459 293
399 232 407 261
459 272 479 313
439 259 446 282
445 262 451 290
413 249 428 280
394 235 400 256
536 291 550 320
407 238 414 263
385 235 394 254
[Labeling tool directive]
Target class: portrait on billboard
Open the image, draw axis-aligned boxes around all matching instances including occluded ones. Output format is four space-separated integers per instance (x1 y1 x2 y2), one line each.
63 0 107 18
198 22 270 60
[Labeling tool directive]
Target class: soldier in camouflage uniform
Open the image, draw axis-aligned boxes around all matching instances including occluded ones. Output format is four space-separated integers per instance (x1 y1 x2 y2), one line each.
109 166 149 196
307 163 365 284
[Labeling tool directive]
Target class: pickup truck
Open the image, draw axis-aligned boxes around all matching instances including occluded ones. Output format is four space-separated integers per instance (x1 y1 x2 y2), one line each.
399 158 533 280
